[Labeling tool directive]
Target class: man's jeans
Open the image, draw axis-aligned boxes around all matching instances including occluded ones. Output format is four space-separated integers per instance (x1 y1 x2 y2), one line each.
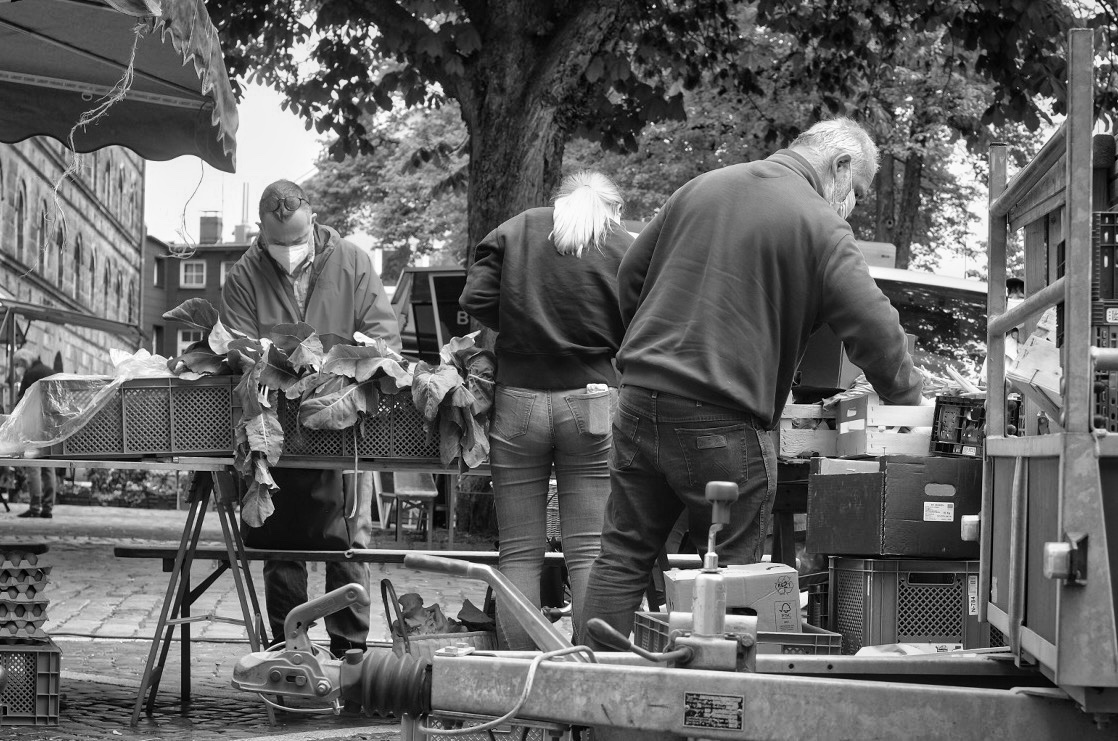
579 385 776 650
26 466 56 515
489 385 614 650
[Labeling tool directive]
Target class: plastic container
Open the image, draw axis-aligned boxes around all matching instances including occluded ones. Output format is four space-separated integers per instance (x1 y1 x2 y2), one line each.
632 612 842 656
829 557 994 654
930 395 1022 458
0 638 61 725
280 390 441 461
44 376 239 458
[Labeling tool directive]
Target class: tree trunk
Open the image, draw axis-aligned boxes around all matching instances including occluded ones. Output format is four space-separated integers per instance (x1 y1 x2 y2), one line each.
875 153 896 244
893 153 924 270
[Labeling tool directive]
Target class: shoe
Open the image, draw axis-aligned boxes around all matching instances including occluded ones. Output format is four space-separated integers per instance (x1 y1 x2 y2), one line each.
17 510 40 518
40 512 52 519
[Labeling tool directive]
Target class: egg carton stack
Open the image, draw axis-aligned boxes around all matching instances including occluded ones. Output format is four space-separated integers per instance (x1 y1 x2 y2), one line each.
0 549 51 643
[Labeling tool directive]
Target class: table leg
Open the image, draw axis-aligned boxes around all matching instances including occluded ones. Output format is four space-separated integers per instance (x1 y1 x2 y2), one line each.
447 475 456 549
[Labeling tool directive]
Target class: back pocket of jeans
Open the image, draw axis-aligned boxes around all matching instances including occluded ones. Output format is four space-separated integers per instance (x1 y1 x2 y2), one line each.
493 387 535 439
674 424 747 488
610 407 641 470
565 389 613 437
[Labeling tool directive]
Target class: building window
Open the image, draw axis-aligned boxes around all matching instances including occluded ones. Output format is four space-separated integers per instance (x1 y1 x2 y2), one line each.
14 185 25 259
153 258 165 288
180 260 206 289
104 265 112 314
37 207 47 270
177 329 204 356
73 234 83 300
88 249 96 309
220 261 237 286
54 223 64 286
127 279 135 323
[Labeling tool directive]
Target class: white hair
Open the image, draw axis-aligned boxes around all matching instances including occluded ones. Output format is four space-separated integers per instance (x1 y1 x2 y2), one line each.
549 171 624 257
791 117 880 183
13 347 37 367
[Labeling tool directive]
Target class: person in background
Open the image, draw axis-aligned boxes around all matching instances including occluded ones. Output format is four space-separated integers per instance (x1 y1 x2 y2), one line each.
14 347 57 519
221 179 400 658
459 171 633 650
579 118 924 650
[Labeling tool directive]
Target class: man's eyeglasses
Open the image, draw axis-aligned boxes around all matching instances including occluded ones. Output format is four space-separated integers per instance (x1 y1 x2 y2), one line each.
262 194 309 214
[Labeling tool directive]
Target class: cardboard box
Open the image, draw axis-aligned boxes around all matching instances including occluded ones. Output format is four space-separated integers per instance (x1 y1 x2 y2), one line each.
836 394 934 457
774 403 837 458
662 562 801 632
806 456 982 558
1006 307 1062 421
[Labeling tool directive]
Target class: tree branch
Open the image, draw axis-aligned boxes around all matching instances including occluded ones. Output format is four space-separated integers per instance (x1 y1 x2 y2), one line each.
355 0 466 98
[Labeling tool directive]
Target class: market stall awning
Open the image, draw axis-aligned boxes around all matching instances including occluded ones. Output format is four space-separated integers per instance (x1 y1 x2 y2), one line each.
0 0 238 172
0 296 144 344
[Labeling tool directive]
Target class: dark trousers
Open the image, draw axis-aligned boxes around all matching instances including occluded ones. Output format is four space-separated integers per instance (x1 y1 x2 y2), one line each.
579 385 776 650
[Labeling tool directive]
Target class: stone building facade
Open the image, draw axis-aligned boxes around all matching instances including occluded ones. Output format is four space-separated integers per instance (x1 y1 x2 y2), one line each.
0 139 143 407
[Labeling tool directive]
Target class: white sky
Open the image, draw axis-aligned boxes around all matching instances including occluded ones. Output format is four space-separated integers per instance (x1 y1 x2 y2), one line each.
143 83 326 245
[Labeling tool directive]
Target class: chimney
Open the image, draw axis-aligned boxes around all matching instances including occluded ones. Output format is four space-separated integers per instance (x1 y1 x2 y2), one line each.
199 211 223 245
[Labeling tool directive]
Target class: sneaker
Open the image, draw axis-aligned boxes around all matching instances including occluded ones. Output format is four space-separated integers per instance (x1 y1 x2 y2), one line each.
17 509 40 518
40 512 52 519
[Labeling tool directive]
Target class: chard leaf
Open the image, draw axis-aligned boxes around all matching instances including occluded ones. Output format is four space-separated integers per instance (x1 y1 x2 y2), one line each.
298 381 378 430
163 298 219 332
271 323 325 373
285 371 328 400
439 331 481 369
208 318 244 355
235 364 264 419
258 344 300 391
354 332 406 362
241 480 275 528
321 344 413 384
412 363 465 422
244 410 284 466
253 457 277 489
168 349 226 376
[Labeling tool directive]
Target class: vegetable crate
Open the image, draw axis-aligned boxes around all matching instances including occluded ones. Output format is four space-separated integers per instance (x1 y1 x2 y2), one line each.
633 612 842 655
0 638 61 726
279 390 441 461
930 395 1022 458
45 377 239 458
829 557 996 654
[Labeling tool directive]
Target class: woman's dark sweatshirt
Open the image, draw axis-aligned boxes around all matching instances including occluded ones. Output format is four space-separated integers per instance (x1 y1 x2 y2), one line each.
459 207 633 389
616 149 923 428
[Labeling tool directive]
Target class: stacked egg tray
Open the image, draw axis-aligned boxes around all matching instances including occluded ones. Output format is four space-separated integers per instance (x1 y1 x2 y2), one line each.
0 550 51 643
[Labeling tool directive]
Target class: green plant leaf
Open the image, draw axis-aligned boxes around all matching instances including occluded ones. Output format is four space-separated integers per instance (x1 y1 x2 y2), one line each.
208 318 245 355
162 298 220 332
168 349 227 376
322 344 413 385
298 381 377 430
271 322 325 372
258 345 300 391
244 410 284 466
411 362 463 422
241 480 275 528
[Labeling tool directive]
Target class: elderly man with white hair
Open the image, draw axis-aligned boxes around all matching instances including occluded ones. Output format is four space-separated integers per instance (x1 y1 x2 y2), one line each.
13 347 57 518
579 117 925 650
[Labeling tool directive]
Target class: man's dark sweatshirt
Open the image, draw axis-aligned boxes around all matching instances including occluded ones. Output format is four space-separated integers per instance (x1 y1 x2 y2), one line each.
617 149 923 428
18 359 55 402
460 207 633 389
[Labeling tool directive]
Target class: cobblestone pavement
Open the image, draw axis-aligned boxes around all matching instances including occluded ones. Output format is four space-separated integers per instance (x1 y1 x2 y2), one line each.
0 503 515 741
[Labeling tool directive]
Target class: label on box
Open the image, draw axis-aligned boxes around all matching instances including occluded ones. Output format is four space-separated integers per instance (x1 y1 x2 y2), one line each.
774 600 798 632
683 692 743 730
1108 308 1118 323
923 501 955 522
968 575 978 616
962 445 978 456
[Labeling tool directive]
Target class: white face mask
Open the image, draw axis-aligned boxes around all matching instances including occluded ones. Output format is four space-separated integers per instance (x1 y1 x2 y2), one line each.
266 240 311 274
831 169 856 220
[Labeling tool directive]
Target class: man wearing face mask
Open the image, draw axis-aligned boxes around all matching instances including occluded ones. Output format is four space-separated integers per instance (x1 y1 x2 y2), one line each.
221 179 399 659
579 117 923 651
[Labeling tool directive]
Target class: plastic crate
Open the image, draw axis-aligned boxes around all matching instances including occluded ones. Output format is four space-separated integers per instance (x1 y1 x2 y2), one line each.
44 376 239 458
930 396 1022 458
424 710 568 740
633 612 842 656
829 557 992 654
0 638 61 726
280 390 441 461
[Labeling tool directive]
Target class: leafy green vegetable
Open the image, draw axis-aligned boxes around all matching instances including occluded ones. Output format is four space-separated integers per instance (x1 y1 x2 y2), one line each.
241 481 275 528
321 344 411 385
163 298 219 332
257 344 300 392
271 322 325 373
298 380 379 430
167 349 227 376
244 410 285 466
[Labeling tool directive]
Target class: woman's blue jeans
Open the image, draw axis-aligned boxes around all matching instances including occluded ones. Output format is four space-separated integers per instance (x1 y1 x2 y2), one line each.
579 384 776 650
489 384 615 650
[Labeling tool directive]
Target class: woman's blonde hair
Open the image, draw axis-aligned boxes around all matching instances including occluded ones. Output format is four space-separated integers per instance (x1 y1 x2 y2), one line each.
550 171 623 257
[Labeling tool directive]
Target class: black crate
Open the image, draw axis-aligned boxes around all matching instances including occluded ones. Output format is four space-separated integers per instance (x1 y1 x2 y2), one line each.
279 390 441 461
930 396 1022 458
0 638 60 725
1094 324 1118 432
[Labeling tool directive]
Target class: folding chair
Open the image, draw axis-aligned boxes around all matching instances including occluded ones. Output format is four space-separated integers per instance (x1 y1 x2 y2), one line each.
373 471 442 546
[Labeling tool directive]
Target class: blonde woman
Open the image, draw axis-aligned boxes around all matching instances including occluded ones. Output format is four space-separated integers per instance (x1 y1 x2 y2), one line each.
459 171 633 650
